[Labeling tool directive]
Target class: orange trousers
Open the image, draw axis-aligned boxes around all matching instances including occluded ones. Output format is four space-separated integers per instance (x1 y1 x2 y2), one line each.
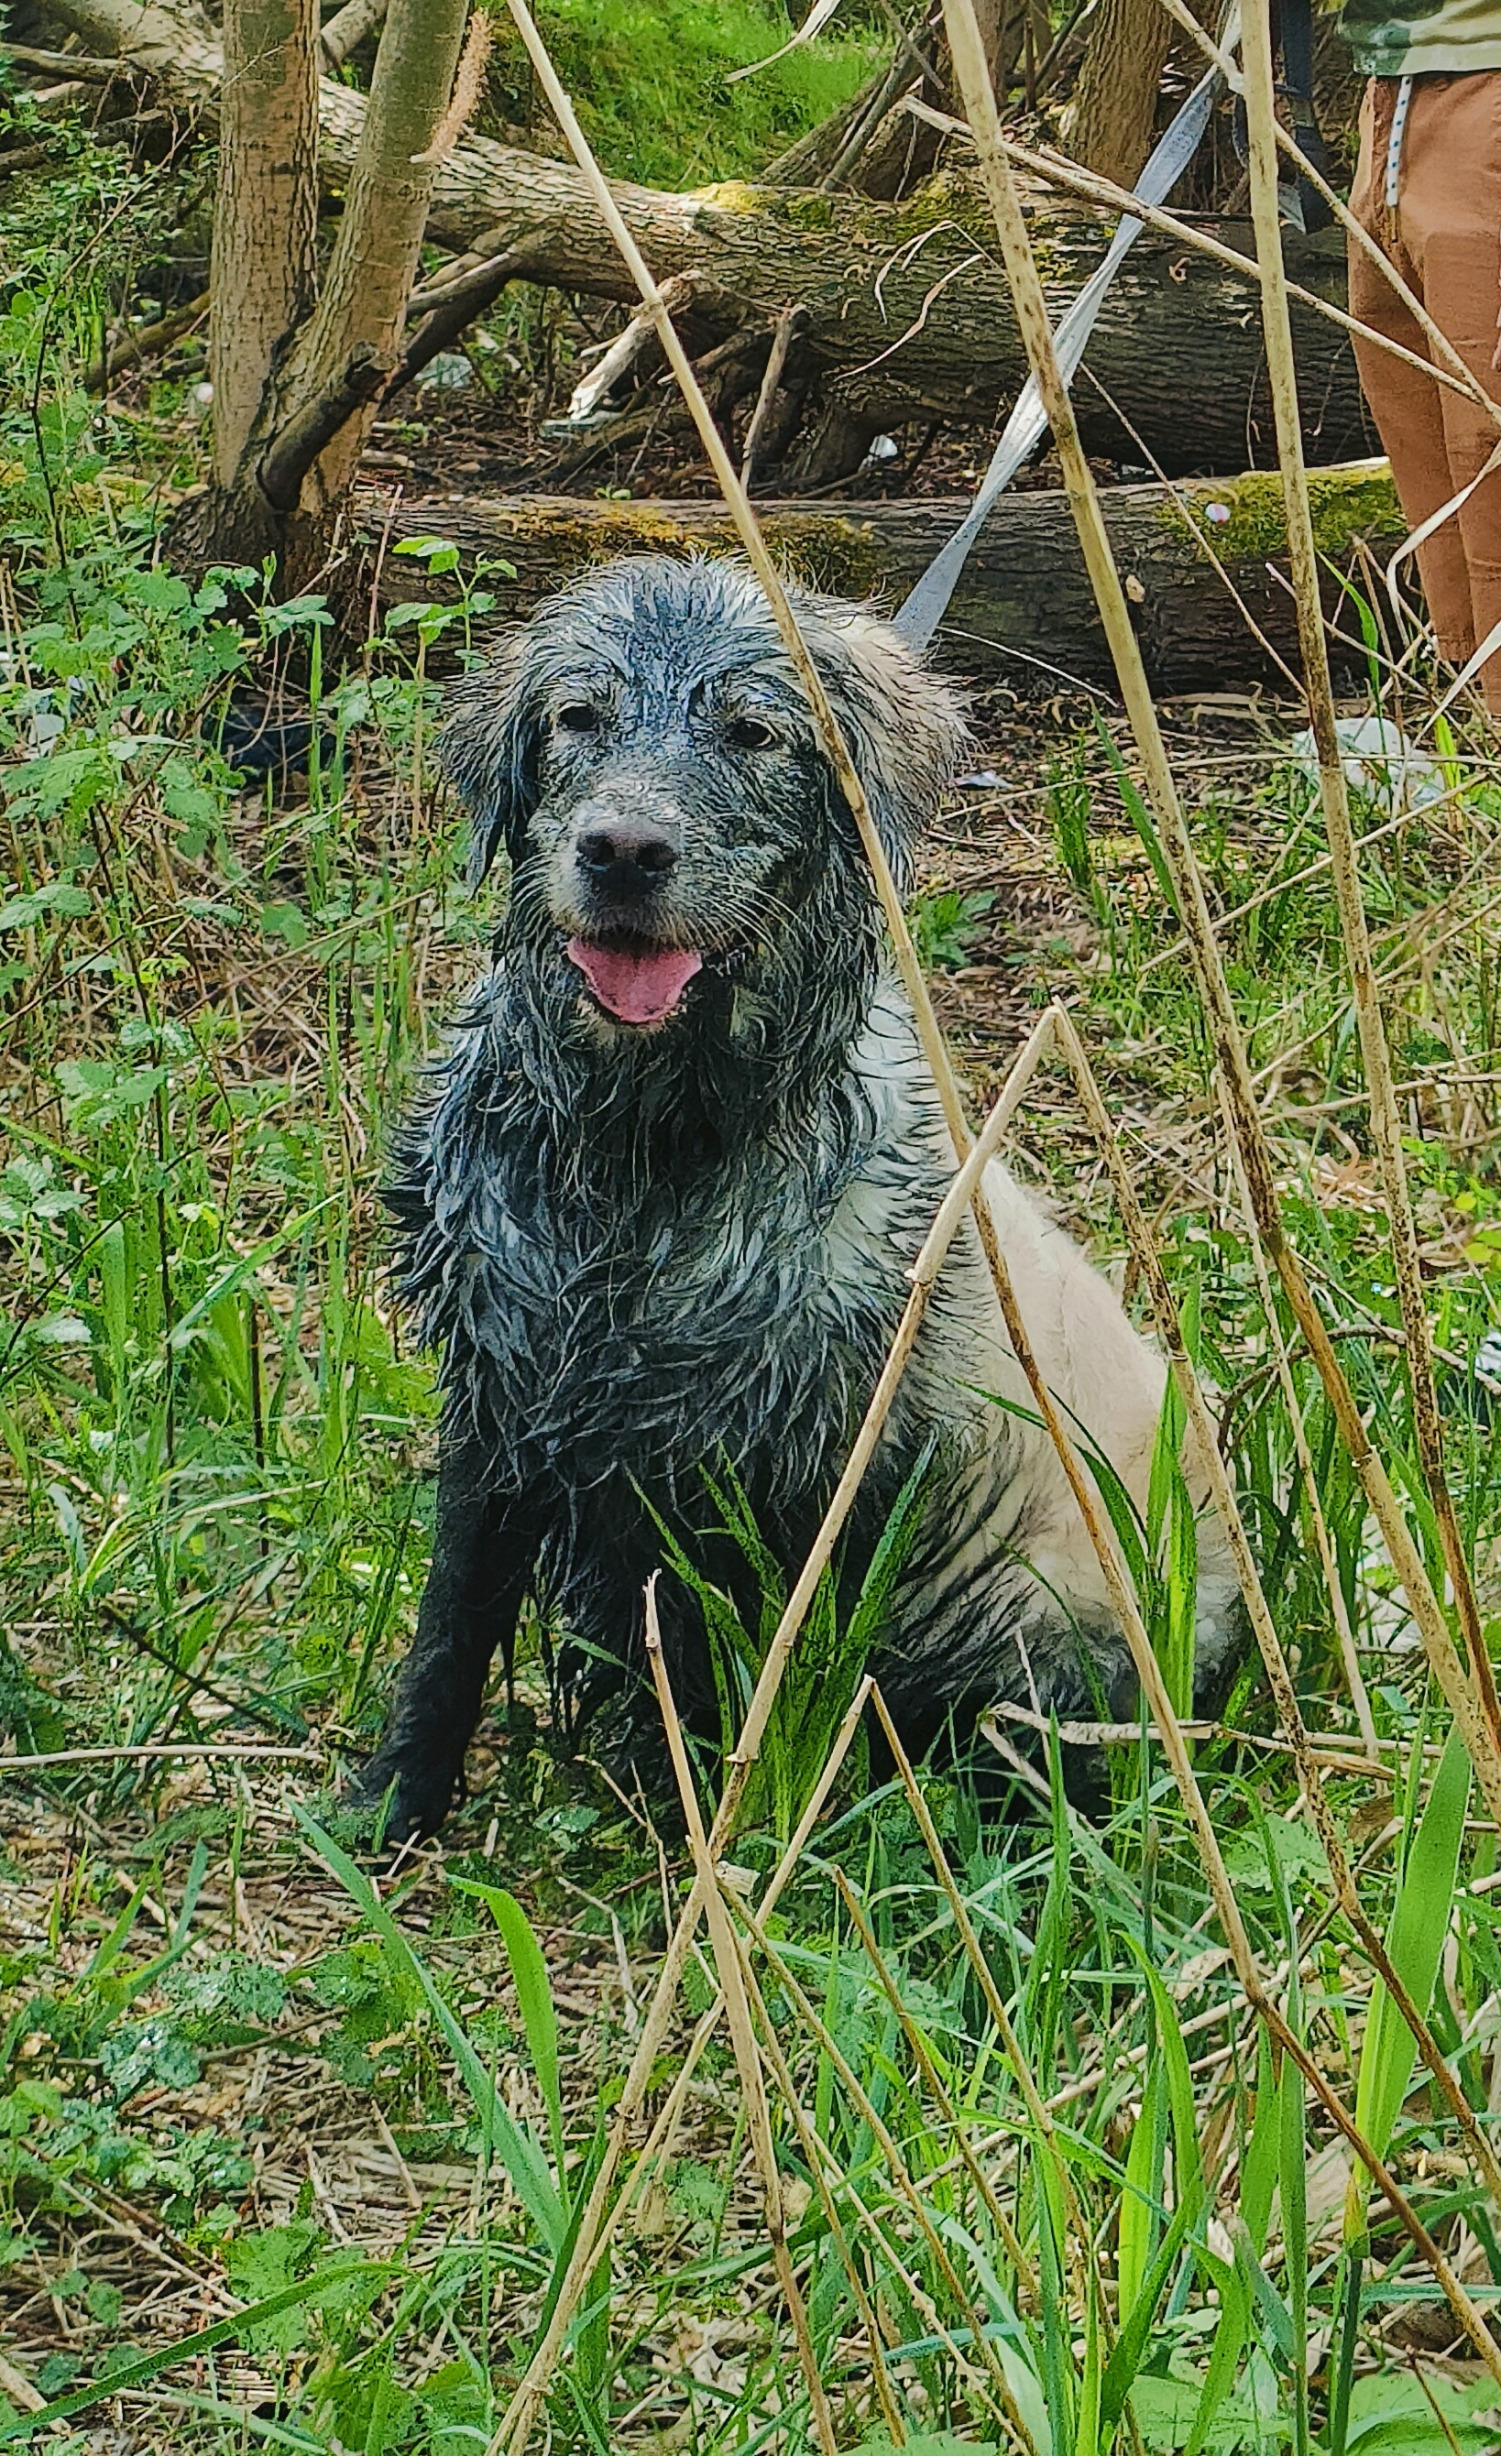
1349 72 1501 711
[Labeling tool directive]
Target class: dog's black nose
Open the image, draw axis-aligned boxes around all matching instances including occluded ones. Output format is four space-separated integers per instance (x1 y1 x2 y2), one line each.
576 822 677 895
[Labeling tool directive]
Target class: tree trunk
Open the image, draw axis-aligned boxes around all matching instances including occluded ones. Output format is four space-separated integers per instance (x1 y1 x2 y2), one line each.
36 0 1375 478
365 465 1405 697
267 0 471 522
212 0 317 491
1062 0 1173 186
172 0 469 573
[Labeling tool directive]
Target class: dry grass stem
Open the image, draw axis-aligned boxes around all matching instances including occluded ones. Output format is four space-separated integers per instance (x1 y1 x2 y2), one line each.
1216 1074 1379 1752
643 1580 839 2456
906 93 1483 409
940 0 1501 1839
831 1865 1038 2295
1054 1004 1501 2225
722 1914 912 2450
728 1884 1039 2444
1238 0 1501 1749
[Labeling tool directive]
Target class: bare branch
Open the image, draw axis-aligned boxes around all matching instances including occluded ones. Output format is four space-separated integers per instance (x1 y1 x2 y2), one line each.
318 0 384 68
257 342 396 509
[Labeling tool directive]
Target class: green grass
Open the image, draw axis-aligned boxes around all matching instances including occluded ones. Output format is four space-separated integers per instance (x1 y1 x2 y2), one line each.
482 0 884 189
10 112 1501 2456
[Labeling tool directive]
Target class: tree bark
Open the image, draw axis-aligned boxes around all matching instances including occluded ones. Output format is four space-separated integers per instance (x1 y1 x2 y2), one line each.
183 0 469 571
267 0 470 517
365 465 1405 696
36 0 1374 478
1062 0 1173 187
210 0 317 501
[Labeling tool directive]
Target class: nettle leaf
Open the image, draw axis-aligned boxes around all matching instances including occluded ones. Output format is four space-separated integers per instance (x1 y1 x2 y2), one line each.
164 1951 287 2028
99 2017 200 2100
0 882 91 929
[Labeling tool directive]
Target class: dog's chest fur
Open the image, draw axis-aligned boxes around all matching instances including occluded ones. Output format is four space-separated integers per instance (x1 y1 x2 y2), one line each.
395 976 963 1536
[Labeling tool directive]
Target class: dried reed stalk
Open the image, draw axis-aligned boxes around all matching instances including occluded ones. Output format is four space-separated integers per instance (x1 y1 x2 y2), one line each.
643 1580 839 2456
728 1884 1039 2441
1216 1074 1377 1753
906 93 1485 412
722 1006 1055 1800
1054 1005 1501 2224
721 1914 911 2450
940 0 1501 1841
936 2 1501 2368
487 1676 875 2453
878 1624 1501 2381
831 1866 1037 2294
1237 0 1501 1745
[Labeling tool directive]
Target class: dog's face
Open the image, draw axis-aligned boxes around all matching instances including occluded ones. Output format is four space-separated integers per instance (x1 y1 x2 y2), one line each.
442 557 964 1034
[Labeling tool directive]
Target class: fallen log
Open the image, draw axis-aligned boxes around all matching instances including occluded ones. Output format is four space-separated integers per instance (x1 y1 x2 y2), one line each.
39 0 1373 477
369 464 1405 696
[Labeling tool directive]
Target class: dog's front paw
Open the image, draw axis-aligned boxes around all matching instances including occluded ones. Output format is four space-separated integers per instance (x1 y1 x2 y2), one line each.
346 1745 460 1844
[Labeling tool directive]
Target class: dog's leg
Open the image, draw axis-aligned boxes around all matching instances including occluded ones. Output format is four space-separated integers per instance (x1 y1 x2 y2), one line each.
352 1444 536 1840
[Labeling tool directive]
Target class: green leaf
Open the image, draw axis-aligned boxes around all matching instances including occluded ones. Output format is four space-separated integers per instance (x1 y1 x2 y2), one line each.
1346 1721 1471 2243
297 1814 567 2255
449 1877 564 2179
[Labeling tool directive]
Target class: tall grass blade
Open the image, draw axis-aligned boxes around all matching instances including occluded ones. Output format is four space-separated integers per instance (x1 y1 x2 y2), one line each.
451 1876 565 2178
298 1815 568 2254
1344 1719 1472 2246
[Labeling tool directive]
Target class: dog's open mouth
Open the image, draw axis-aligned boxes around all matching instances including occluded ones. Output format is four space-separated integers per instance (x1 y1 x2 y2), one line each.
566 934 704 1026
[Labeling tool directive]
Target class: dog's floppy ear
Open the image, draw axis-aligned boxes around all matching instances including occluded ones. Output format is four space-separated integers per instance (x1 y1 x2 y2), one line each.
814 610 967 893
440 630 541 888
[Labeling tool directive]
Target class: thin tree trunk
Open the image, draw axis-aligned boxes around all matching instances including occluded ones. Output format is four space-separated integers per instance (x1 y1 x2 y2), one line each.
1062 0 1173 186
211 0 317 486
268 0 472 518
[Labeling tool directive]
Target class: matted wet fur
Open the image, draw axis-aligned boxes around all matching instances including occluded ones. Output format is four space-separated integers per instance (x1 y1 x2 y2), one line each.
355 556 1244 1839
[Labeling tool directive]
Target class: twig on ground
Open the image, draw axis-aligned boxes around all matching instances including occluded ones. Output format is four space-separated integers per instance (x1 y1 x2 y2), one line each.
739 300 806 489
565 276 694 424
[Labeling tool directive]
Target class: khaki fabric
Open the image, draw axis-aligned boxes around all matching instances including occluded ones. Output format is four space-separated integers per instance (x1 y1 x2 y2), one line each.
1348 71 1501 709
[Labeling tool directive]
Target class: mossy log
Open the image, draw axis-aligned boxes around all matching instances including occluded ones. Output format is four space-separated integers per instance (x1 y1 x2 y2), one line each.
370 463 1404 695
40 0 1375 478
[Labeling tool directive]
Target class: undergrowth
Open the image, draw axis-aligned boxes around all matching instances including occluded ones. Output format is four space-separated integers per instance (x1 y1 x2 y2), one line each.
7 115 1501 2456
482 0 884 188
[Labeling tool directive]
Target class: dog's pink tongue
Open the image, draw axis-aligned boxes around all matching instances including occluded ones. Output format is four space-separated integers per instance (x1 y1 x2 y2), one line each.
566 937 703 1024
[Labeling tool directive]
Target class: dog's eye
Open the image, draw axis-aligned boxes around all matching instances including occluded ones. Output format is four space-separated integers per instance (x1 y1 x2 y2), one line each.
555 704 602 735
727 716 777 752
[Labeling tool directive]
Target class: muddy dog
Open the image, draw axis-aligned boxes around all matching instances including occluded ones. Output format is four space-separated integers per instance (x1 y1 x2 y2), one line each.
355 556 1244 1838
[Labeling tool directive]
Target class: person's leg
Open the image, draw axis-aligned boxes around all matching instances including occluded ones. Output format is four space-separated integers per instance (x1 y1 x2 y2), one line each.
1348 77 1480 664
1401 72 1501 709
